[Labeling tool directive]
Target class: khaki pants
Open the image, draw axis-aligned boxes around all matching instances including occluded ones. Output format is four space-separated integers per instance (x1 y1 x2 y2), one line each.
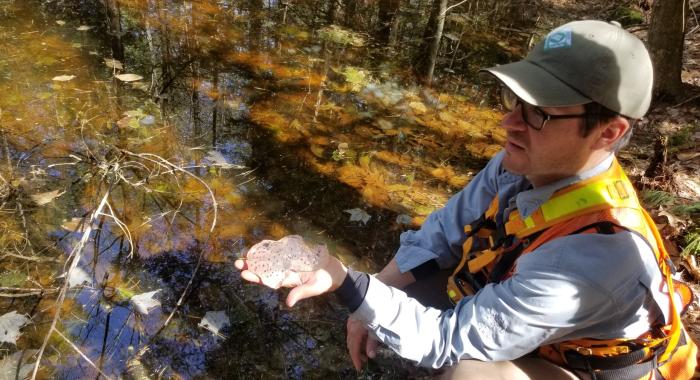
403 270 587 380
439 356 588 380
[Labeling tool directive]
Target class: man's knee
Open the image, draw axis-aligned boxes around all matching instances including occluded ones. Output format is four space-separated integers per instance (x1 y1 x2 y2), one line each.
438 357 582 380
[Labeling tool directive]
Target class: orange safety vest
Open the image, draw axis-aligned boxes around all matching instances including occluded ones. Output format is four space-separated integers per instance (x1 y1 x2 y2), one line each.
446 159 697 380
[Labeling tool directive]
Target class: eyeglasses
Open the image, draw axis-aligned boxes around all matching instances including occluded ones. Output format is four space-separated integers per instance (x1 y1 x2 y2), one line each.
500 87 589 131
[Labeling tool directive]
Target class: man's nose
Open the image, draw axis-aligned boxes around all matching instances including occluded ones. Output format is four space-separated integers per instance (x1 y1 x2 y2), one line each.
500 104 528 132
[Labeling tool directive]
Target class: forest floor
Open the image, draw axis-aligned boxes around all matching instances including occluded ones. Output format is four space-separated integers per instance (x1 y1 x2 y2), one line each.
539 0 700 359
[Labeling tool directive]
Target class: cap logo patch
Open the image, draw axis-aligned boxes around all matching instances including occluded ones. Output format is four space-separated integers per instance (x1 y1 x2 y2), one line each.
544 28 572 50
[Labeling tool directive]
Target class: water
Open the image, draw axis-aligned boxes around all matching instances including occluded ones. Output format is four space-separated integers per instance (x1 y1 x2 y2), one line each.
0 1 506 378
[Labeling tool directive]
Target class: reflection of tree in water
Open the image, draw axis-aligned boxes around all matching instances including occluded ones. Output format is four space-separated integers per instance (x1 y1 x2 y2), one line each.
0 0 526 378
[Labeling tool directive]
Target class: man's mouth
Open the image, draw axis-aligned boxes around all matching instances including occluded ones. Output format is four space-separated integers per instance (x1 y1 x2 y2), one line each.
506 138 525 151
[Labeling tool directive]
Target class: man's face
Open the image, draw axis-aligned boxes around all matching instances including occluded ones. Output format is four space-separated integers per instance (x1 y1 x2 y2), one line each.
500 102 598 187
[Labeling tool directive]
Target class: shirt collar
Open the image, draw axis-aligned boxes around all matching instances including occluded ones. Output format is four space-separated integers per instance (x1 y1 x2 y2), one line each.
514 154 615 218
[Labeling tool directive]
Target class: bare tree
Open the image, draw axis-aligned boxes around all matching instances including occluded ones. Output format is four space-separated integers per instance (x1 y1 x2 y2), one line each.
415 0 448 85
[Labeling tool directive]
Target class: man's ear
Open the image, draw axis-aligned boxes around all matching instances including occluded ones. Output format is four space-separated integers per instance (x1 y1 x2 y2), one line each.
592 117 630 150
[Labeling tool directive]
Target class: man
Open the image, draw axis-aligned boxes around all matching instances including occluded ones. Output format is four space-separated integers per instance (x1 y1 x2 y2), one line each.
236 20 697 379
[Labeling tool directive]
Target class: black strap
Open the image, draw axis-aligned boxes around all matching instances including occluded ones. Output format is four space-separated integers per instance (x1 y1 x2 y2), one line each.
568 221 622 236
565 347 649 371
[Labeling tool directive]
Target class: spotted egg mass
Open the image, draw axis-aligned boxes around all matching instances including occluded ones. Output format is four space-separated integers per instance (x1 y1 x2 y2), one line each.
246 235 325 289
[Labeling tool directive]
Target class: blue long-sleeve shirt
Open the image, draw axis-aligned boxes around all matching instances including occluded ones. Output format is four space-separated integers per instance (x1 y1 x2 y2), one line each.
337 151 671 368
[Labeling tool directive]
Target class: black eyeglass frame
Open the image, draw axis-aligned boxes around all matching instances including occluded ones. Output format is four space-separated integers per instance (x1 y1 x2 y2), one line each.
500 87 591 131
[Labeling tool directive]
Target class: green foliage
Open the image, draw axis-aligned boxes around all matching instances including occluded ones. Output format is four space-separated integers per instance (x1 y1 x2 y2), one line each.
668 124 698 150
641 189 676 207
609 6 644 27
318 25 364 46
672 201 700 217
682 230 700 257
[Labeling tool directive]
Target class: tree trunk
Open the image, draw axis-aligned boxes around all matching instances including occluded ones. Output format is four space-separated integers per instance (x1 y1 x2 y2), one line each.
327 0 338 25
104 0 124 60
344 0 357 29
415 0 447 85
375 0 400 45
648 0 689 99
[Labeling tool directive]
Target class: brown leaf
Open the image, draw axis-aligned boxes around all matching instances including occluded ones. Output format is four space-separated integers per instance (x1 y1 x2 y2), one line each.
30 189 63 206
115 73 143 82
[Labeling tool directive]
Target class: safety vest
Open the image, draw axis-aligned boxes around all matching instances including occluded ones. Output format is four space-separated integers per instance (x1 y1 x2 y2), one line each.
446 159 697 380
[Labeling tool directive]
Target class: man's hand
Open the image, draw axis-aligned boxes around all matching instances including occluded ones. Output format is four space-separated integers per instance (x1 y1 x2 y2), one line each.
346 316 378 370
344 258 415 370
234 255 347 307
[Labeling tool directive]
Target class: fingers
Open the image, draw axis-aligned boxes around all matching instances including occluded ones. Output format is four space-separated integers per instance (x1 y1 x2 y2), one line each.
240 270 262 284
234 259 246 270
286 281 325 307
347 318 369 370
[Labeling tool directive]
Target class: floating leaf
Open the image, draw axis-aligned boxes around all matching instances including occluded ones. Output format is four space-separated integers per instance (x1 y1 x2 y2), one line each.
198 310 230 336
103 58 123 70
0 311 30 345
204 150 244 169
76 25 92 31
130 290 161 315
245 235 326 289
55 20 66 26
66 266 93 288
60 217 83 231
115 73 143 82
395 214 413 225
52 75 76 82
30 189 63 205
344 208 371 224
0 350 37 380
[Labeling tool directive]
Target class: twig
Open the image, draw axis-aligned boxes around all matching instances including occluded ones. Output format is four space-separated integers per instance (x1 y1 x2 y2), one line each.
670 92 700 108
54 328 115 380
440 0 469 18
0 252 57 262
30 190 111 380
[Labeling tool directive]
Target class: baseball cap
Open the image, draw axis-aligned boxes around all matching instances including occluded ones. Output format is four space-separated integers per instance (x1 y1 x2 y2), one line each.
481 20 653 119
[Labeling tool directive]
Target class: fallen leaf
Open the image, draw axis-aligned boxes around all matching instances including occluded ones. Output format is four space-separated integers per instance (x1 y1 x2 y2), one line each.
344 208 371 224
115 73 143 82
0 350 37 380
66 266 93 288
198 310 229 336
130 290 161 315
0 311 30 345
60 217 83 231
395 214 413 225
30 189 63 205
55 20 66 26
245 235 327 289
204 150 244 169
76 25 92 31
103 58 123 70
52 75 76 82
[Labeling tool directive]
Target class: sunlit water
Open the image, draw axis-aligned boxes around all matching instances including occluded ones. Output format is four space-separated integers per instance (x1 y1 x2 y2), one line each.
0 1 505 378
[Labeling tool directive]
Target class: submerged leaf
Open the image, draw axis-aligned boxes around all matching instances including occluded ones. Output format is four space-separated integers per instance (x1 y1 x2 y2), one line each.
55 20 66 26
344 208 371 224
52 75 76 82
0 311 30 345
30 189 63 206
198 310 229 336
60 217 83 231
76 25 93 31
0 350 37 380
130 290 161 315
115 73 143 82
204 150 244 169
246 235 326 289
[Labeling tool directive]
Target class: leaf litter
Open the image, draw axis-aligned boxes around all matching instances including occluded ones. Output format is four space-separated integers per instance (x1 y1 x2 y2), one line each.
198 310 229 337
130 290 161 315
245 235 327 289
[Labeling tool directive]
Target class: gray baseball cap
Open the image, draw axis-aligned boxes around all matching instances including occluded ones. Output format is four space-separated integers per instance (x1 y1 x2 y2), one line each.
482 20 653 119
